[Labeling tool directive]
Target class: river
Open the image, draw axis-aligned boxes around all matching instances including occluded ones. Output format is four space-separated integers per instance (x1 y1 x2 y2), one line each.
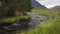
0 13 48 34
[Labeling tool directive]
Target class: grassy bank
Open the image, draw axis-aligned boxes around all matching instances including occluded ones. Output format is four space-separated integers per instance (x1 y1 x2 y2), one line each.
0 15 29 23
16 9 60 34
26 16 60 34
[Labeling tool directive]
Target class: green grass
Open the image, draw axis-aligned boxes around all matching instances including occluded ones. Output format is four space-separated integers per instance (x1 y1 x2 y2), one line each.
16 9 60 34
0 15 29 23
27 16 60 34
32 9 60 16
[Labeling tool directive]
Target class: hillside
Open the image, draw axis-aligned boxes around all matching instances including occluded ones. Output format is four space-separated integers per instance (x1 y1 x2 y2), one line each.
31 0 47 9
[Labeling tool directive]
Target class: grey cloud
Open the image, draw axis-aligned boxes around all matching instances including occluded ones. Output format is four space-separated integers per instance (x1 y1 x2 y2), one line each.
36 0 60 8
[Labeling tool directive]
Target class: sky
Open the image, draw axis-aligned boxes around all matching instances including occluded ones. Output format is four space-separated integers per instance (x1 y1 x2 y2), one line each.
36 0 60 8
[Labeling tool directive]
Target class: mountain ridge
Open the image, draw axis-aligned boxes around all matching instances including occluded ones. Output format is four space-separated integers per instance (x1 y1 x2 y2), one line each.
31 0 47 9
52 6 60 9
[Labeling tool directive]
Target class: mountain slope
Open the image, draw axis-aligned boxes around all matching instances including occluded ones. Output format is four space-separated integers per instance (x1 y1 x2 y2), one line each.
52 6 60 9
31 0 47 9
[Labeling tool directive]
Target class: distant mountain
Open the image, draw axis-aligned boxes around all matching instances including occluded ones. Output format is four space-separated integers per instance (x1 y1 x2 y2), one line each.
31 0 47 9
52 6 60 9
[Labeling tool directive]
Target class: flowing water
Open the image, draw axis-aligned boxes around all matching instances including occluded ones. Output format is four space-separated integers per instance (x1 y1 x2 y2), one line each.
0 13 48 34
28 13 48 29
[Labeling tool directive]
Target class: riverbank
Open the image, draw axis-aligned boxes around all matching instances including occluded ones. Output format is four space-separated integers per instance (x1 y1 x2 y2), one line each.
16 9 60 34
0 15 30 34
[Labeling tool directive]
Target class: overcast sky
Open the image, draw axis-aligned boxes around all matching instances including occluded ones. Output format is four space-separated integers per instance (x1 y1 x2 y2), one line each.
36 0 60 8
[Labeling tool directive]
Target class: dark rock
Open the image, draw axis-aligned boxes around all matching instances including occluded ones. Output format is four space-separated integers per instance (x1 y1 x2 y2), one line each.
0 18 31 34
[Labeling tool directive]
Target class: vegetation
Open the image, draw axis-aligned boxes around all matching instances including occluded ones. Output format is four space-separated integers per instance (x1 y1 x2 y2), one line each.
0 0 33 17
16 9 60 34
0 0 60 34
0 15 29 23
0 0 33 23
